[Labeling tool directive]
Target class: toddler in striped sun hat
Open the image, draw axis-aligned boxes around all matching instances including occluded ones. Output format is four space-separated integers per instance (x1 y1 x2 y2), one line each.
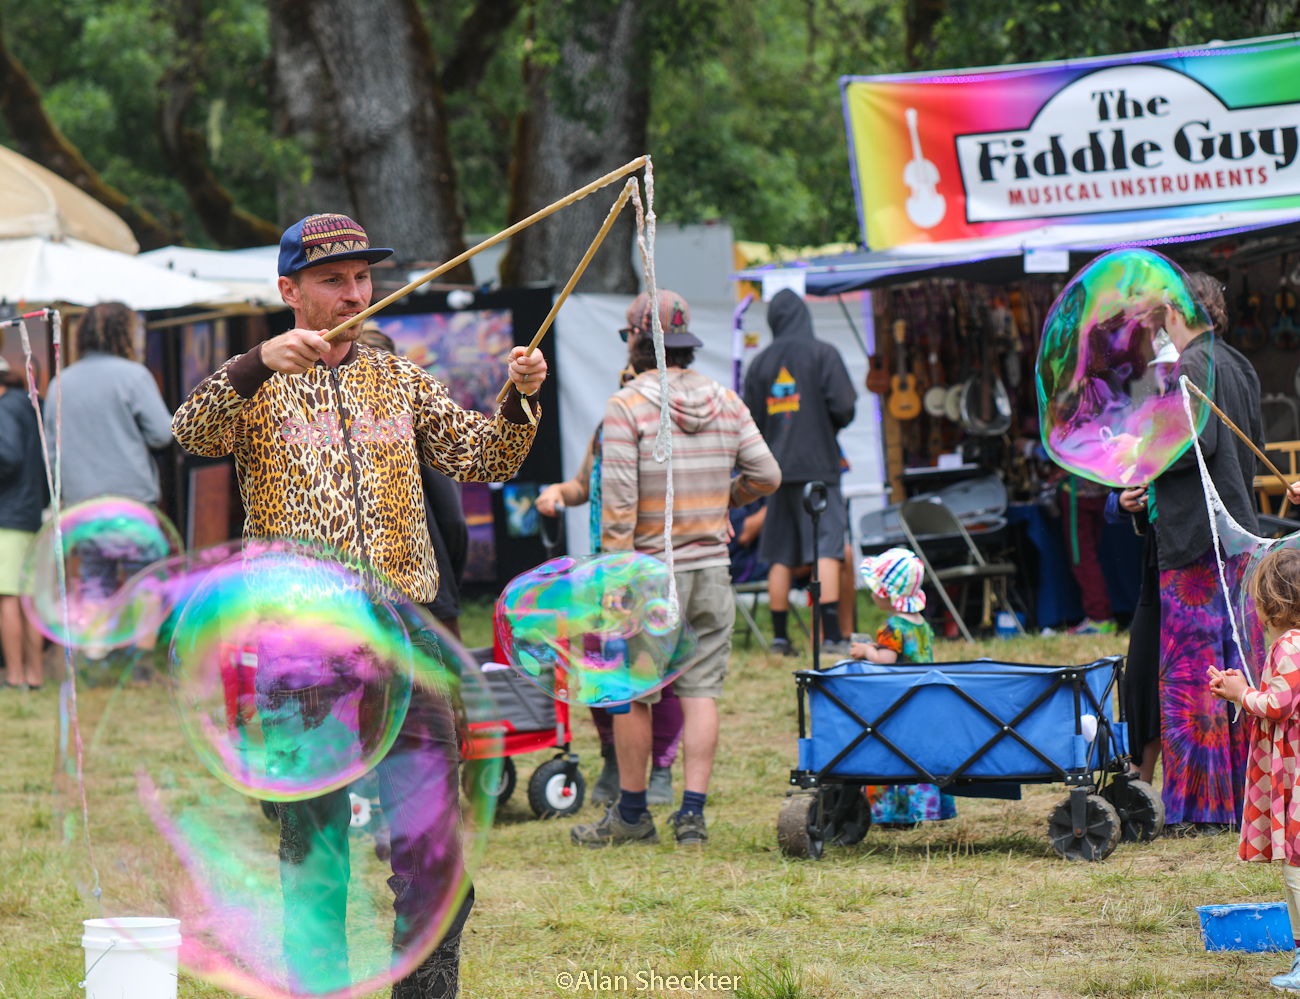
849 547 933 664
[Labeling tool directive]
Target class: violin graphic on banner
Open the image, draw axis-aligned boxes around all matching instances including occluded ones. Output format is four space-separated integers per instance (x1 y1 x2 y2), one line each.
903 108 945 229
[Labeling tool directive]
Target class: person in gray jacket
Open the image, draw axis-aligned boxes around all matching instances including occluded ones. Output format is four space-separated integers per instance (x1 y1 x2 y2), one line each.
45 303 173 506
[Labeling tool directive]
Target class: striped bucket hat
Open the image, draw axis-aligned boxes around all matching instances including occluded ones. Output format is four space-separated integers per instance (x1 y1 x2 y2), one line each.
859 547 926 613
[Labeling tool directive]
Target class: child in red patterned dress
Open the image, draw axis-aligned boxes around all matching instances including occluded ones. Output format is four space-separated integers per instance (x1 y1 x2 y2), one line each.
1209 547 1300 993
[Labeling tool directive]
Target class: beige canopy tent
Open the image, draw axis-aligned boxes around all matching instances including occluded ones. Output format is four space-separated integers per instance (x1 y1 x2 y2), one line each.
0 144 139 254
0 144 227 311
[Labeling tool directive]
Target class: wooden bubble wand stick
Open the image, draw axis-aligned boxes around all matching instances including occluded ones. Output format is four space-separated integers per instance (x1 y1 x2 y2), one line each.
322 155 649 343
494 176 639 405
1182 378 1296 516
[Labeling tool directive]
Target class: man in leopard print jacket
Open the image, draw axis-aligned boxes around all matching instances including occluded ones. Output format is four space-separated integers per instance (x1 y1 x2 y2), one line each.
172 214 546 999
173 214 544 602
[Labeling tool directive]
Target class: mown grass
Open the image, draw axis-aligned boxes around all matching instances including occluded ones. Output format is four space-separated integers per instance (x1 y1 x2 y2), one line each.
0 606 1290 998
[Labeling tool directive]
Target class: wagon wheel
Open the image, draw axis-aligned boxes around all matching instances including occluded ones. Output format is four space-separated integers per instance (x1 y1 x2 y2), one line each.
1047 793 1121 861
826 786 872 847
462 756 517 812
1101 777 1164 843
777 793 825 860
528 757 585 819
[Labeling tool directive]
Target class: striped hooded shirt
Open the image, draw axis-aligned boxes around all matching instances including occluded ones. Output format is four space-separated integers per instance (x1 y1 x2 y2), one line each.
600 368 781 568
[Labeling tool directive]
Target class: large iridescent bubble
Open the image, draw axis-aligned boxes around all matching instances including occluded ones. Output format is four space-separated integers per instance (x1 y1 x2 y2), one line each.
1036 248 1214 487
168 547 415 802
74 597 497 999
20 495 182 650
495 551 697 706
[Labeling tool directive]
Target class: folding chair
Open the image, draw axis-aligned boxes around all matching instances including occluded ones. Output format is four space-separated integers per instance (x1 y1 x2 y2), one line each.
731 581 809 650
897 497 1024 643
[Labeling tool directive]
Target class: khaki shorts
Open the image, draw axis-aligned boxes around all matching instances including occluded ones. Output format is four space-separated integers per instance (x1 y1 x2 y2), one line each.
0 528 35 596
638 564 734 702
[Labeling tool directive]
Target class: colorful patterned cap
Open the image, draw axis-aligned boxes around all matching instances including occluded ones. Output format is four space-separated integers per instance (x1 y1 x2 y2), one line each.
278 213 393 277
625 290 702 347
860 547 926 614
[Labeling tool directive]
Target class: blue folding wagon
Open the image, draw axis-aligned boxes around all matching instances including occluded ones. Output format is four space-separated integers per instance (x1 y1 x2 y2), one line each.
777 656 1163 861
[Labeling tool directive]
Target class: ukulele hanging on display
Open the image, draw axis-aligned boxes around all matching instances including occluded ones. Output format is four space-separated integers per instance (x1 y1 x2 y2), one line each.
888 319 922 420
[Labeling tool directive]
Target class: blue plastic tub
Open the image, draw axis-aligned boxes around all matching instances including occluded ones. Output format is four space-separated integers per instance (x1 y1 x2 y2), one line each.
1196 903 1292 952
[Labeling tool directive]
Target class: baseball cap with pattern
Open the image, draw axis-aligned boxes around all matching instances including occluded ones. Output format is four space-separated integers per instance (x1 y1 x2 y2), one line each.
859 547 927 614
278 213 393 277
625 290 703 348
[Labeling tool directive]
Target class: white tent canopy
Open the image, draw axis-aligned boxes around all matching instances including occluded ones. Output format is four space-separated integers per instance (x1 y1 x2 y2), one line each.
0 236 227 310
138 244 283 306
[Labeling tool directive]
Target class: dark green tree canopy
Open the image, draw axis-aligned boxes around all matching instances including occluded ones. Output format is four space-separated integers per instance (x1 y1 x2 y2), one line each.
1 0 1294 255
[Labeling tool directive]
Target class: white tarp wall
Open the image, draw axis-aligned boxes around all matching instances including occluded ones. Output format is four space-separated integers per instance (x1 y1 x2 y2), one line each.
552 292 887 562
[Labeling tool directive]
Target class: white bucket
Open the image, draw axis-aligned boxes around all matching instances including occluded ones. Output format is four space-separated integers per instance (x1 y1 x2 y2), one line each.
82 917 181 999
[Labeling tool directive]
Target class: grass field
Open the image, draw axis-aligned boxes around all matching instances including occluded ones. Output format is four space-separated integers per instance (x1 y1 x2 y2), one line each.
0 606 1291 999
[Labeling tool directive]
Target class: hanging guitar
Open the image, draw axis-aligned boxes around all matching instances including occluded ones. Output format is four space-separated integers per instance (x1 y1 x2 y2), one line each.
945 288 972 422
1233 276 1265 351
887 319 922 420
922 290 949 419
865 292 892 395
1273 255 1299 350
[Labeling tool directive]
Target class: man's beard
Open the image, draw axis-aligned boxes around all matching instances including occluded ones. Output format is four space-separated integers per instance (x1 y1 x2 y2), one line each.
301 302 362 340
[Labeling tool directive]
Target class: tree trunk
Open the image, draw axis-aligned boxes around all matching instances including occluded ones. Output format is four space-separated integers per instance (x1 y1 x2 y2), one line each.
0 20 180 250
499 0 646 294
268 0 470 278
158 0 281 248
905 0 946 69
440 0 524 96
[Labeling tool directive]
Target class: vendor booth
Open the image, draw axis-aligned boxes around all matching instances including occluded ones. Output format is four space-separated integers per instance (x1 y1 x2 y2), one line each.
736 32 1300 630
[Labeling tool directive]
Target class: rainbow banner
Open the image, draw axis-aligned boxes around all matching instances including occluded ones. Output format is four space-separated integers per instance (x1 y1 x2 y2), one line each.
841 34 1300 250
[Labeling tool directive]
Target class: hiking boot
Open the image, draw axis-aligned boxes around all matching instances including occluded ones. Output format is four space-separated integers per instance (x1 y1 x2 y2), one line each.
1069 618 1117 636
647 766 673 806
590 744 620 805
771 638 798 657
669 809 708 846
570 806 659 847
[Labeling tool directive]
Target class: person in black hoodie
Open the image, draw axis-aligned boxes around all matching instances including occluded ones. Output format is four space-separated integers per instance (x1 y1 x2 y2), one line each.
0 355 48 689
743 289 857 655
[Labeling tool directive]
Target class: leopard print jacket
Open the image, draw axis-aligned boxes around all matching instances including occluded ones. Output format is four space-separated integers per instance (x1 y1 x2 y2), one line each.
172 343 537 602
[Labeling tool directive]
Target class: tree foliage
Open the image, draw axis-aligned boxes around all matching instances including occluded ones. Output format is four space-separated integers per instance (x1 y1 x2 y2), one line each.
0 0 1294 252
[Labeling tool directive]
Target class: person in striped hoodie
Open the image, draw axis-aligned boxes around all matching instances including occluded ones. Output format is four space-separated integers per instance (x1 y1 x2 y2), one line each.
570 290 781 848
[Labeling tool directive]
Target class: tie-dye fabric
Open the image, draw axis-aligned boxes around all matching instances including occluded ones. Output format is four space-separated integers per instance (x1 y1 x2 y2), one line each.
1158 546 1248 825
864 614 954 825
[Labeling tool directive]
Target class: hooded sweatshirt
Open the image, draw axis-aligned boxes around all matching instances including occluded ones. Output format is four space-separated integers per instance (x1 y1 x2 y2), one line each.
742 290 857 482
601 368 781 568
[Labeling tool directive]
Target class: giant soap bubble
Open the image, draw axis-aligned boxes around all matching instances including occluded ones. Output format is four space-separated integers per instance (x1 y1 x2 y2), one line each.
1036 248 1214 487
169 546 415 802
495 552 697 706
73 573 498 999
21 495 182 650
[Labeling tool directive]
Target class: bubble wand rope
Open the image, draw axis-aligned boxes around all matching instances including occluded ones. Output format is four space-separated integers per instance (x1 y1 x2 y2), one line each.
493 177 639 410
1179 375 1253 689
322 156 650 343
17 311 102 903
629 163 679 625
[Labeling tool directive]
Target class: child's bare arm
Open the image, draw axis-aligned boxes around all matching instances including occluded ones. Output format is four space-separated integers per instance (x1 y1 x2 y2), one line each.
858 643 898 664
